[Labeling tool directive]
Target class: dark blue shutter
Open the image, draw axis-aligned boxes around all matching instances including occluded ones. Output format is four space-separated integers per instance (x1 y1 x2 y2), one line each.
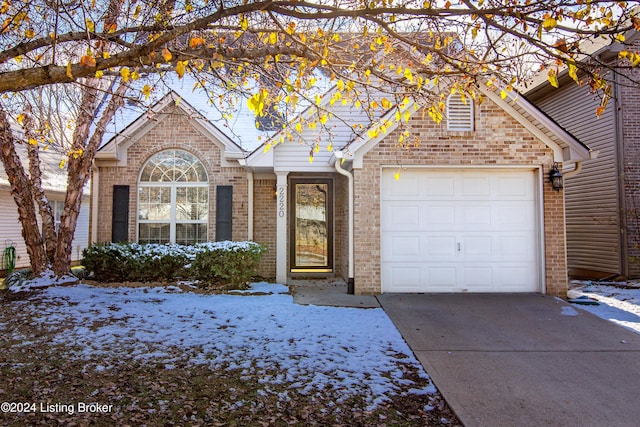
216 186 233 241
112 185 129 243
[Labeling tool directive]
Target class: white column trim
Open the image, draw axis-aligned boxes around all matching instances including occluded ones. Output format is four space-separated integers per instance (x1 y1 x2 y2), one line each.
275 172 289 284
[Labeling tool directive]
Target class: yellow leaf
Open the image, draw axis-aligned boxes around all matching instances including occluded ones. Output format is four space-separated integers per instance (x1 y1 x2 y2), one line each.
142 84 151 99
95 70 104 78
86 19 95 32
615 34 625 43
263 143 272 153
240 15 248 31
394 172 400 181
131 71 140 80
176 60 187 78
25 29 34 38
189 37 204 48
15 55 22 63
16 114 24 125
80 55 96 67
28 138 37 145
568 62 579 83
162 47 172 62
133 4 141 18
547 69 559 88
320 114 328 124
295 122 302 133
103 52 110 59
120 67 130 82
542 16 557 31
59 158 66 169
314 144 319 153
66 62 73 79
381 98 392 109
308 155 313 163
327 142 333 152
269 32 277 44
500 90 507 99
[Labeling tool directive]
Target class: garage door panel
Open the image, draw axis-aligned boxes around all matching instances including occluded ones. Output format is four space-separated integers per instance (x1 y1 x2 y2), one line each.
425 204 456 226
384 265 422 292
497 203 535 229
382 233 425 261
462 235 493 257
461 204 492 227
462 266 494 289
383 204 421 230
381 168 539 293
461 175 491 197
426 266 458 290
495 174 534 199
498 235 536 260
426 235 457 257
424 175 456 197
382 173 420 199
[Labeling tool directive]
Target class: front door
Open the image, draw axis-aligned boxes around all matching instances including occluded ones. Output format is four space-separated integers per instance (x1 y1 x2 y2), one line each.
290 179 333 272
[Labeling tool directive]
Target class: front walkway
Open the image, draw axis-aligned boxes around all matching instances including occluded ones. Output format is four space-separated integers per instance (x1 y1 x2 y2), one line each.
290 278 379 308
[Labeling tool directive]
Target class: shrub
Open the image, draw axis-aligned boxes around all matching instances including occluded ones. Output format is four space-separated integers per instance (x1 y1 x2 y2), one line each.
3 269 33 289
190 241 266 288
82 241 265 286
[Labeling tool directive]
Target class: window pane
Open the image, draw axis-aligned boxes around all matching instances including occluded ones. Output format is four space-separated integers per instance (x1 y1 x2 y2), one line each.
176 223 207 244
139 223 170 244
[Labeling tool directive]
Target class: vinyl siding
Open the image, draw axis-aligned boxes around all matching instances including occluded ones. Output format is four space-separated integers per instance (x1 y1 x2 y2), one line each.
0 190 90 271
273 102 372 172
536 84 620 274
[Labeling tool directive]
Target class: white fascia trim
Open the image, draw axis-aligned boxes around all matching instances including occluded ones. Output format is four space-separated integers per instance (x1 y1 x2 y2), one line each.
348 100 417 169
246 85 340 167
478 84 590 163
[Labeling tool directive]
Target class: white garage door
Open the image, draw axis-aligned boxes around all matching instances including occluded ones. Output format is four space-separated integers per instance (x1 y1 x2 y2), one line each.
381 169 539 293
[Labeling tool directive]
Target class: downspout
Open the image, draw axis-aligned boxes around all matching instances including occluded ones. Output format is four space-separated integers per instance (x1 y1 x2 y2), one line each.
334 156 354 294
562 161 583 179
613 70 629 277
247 170 254 241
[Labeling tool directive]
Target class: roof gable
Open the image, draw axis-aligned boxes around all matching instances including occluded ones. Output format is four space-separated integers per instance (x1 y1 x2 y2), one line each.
97 91 246 166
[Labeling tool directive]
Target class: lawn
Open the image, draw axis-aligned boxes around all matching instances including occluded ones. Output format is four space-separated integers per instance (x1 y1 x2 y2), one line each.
0 281 459 426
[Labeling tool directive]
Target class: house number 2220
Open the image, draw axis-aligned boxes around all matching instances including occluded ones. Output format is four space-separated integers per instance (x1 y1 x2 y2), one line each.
277 186 286 217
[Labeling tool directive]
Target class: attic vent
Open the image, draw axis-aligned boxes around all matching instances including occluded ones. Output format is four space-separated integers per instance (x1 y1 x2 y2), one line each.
446 94 474 131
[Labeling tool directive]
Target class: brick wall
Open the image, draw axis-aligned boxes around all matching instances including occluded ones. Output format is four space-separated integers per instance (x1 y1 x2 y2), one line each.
253 178 277 278
334 173 349 280
96 104 248 244
621 47 640 277
353 98 567 296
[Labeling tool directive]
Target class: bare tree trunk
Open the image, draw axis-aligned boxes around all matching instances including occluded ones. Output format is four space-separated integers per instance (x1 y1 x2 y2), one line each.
52 80 128 276
23 105 58 261
0 105 48 275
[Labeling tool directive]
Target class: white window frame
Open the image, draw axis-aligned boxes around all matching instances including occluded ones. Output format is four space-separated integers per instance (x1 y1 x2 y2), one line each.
137 150 209 244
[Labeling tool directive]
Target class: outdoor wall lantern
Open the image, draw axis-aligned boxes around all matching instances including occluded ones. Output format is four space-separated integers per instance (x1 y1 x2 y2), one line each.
549 162 563 191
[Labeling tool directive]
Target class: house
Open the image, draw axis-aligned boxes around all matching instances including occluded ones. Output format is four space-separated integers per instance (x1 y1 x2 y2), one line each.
524 30 640 279
0 144 90 272
92 76 593 297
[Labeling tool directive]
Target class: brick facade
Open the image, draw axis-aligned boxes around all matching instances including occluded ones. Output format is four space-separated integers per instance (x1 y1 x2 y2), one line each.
96 104 248 244
352 98 568 296
253 178 277 278
621 49 640 277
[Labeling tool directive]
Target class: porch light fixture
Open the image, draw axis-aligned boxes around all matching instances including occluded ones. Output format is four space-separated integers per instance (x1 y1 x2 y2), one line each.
549 163 563 191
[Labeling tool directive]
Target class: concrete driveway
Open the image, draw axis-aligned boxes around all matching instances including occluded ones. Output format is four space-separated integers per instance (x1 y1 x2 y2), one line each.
377 293 640 427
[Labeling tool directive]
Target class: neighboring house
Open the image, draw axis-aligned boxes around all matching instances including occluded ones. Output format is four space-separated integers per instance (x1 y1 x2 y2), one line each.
0 144 90 272
93 77 593 297
525 30 640 279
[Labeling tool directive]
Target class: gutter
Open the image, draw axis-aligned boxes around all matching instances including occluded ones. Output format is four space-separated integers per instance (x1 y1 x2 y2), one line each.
333 152 355 294
90 165 99 243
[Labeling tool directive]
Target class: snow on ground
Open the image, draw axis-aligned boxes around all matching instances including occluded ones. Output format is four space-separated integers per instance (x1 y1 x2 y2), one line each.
8 282 436 409
569 280 640 334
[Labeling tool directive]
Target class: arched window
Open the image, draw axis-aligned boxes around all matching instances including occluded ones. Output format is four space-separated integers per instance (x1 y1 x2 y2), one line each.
138 150 208 244
446 94 474 131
